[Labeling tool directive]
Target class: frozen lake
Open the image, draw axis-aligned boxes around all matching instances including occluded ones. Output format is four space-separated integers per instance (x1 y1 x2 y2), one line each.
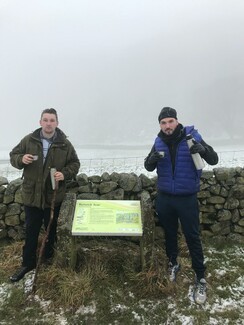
0 144 244 181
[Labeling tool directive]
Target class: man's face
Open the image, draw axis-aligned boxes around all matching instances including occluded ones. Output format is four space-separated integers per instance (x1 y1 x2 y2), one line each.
40 113 58 135
159 117 178 135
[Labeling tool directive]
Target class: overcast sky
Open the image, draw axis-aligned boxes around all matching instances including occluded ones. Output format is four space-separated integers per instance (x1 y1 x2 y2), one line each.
1 0 244 149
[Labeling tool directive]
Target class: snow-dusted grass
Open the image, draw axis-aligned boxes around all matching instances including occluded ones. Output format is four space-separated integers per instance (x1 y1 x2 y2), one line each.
0 237 243 324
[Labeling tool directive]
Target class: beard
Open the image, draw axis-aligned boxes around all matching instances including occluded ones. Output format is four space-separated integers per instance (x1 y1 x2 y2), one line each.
159 123 184 144
163 128 175 135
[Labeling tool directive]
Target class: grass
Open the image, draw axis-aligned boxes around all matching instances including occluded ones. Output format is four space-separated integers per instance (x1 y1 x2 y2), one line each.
0 236 243 324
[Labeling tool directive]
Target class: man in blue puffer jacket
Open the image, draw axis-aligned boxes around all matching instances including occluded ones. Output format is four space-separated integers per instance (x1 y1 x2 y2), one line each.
144 107 218 304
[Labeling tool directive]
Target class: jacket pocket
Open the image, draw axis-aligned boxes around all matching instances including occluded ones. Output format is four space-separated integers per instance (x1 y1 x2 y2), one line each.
22 180 35 205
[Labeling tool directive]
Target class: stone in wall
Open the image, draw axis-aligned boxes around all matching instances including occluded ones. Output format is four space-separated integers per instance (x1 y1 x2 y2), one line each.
229 184 244 199
3 179 22 204
238 218 244 227
231 209 240 223
7 227 21 240
0 228 7 239
220 187 229 198
76 173 89 186
101 172 110 181
0 203 7 215
197 191 211 199
77 193 100 200
199 205 216 213
233 224 244 234
89 175 101 183
207 196 226 204
210 220 231 235
217 209 232 221
201 170 214 180
139 174 155 188
99 181 118 194
214 167 236 181
100 188 124 200
224 198 239 210
236 177 244 184
118 173 138 192
20 211 25 222
5 215 20 226
5 202 21 216
131 174 142 193
0 185 6 194
0 177 8 186
78 184 92 193
209 184 221 195
110 172 120 183
240 200 244 208
14 188 23 204
200 213 216 224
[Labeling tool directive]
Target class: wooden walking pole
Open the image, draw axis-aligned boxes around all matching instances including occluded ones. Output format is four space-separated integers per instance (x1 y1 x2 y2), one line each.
32 168 58 293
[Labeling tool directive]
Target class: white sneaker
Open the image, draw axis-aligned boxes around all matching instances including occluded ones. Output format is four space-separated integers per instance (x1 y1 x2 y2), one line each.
194 278 207 304
168 263 180 282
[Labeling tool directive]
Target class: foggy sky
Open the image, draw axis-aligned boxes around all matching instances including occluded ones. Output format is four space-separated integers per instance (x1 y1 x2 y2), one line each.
1 0 244 149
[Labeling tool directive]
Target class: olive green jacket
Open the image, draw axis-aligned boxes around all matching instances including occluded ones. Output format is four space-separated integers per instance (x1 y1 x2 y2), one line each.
10 127 80 209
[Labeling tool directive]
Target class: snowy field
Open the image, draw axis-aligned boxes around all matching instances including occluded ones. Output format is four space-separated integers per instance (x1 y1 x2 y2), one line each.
0 145 244 181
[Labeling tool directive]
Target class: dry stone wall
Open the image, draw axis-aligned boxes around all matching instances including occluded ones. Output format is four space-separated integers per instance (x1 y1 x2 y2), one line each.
0 167 244 242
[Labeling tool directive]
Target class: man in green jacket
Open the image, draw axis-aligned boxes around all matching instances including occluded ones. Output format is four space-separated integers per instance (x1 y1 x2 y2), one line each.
9 108 80 282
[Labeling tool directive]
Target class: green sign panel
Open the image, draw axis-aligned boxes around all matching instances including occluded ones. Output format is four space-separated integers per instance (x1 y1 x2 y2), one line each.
72 200 142 236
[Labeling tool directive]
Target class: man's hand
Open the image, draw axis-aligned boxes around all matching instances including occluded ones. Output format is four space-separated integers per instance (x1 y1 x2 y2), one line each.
148 151 162 164
190 141 206 155
22 154 35 165
54 171 64 182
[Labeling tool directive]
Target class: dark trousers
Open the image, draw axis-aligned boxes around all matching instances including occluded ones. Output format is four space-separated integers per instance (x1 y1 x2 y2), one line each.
156 192 205 280
22 205 61 268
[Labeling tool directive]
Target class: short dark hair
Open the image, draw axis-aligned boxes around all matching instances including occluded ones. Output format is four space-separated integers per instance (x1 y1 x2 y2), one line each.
41 108 58 121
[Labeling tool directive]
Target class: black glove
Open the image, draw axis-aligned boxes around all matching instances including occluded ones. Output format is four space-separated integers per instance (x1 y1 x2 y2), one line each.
190 141 206 155
147 151 162 164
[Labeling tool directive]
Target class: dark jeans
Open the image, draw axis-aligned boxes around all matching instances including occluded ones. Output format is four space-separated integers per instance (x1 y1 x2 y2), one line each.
22 205 61 268
156 192 206 280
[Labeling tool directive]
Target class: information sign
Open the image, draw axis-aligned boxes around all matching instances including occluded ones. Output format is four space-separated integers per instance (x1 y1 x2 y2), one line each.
72 200 142 236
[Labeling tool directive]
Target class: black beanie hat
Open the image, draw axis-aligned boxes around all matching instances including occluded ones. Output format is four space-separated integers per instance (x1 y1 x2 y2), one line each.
158 107 177 122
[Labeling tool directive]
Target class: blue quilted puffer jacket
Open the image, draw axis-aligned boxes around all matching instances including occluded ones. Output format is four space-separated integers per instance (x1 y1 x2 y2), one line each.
154 126 202 195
